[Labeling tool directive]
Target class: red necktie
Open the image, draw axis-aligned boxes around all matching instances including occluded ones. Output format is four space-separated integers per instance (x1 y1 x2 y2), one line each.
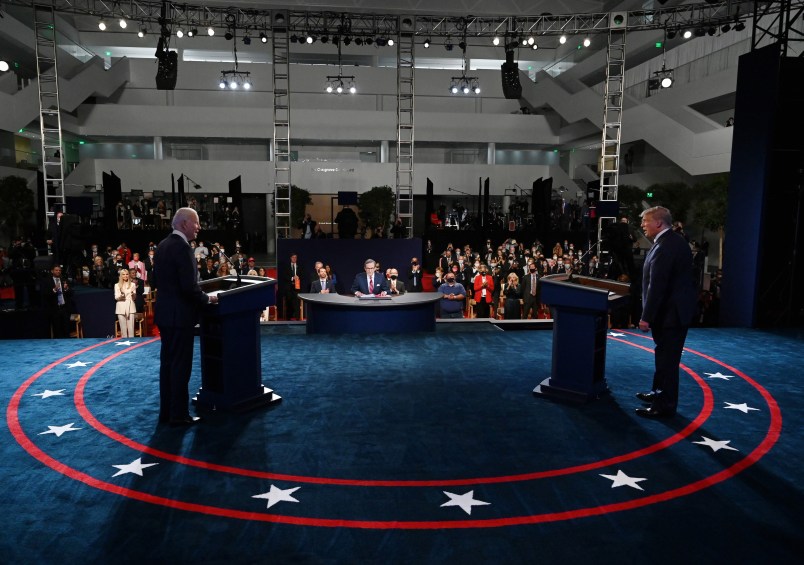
369 277 374 293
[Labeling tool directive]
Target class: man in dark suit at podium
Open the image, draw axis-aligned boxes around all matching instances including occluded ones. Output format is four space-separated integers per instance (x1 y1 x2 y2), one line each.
636 206 697 419
154 207 218 427
351 258 388 296
310 266 335 294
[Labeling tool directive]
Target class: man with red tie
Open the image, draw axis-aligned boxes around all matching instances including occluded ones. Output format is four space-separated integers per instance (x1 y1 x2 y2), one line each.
351 258 388 296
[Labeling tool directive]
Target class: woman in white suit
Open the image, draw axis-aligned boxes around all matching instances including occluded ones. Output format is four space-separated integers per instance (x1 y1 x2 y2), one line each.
114 268 137 337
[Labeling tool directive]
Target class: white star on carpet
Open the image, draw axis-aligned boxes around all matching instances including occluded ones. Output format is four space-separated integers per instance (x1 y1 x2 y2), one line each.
38 423 82 437
693 436 739 452
115 340 135 346
705 372 735 380
252 485 301 509
724 402 760 414
65 360 92 368
608 332 626 337
440 490 490 515
112 457 159 477
600 469 647 490
32 389 66 399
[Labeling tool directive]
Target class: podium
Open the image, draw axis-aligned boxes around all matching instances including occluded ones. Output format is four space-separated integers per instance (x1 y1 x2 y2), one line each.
534 274 630 403
193 275 281 412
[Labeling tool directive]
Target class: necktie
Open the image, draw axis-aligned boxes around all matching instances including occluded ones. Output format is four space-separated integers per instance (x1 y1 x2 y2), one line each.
369 277 374 293
531 275 537 295
56 279 64 306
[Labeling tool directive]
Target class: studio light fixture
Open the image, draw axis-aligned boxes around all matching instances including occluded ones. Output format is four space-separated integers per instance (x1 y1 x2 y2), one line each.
492 36 500 46
450 30 480 96
0 60 9 72
98 19 107 31
666 28 677 39
119 18 128 29
326 33 357 95
648 28 674 96
260 32 268 43
423 37 430 48
559 34 567 44
218 27 253 92
583 37 591 47
138 26 147 38
176 28 184 38
188 27 197 37
243 34 251 45
683 29 693 39
207 26 215 37
734 20 746 32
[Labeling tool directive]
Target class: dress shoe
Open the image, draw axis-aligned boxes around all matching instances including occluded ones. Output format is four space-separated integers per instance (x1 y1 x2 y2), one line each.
169 416 201 427
636 391 657 403
635 407 675 419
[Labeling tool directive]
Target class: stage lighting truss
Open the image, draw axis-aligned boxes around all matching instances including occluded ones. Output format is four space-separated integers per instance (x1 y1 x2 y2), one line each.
218 69 252 90
325 75 356 95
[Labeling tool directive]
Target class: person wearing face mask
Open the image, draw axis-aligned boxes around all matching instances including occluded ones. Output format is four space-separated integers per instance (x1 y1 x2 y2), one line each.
388 268 406 295
437 271 466 319
408 258 423 292
501 272 523 320
522 261 541 319
472 263 494 318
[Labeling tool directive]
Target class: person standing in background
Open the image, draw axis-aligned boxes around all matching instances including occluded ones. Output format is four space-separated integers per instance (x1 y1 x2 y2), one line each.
114 269 137 337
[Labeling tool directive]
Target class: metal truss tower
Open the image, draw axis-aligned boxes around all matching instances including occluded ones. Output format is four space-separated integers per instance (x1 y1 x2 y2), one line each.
396 17 415 238
33 3 66 219
597 14 627 247
272 13 292 243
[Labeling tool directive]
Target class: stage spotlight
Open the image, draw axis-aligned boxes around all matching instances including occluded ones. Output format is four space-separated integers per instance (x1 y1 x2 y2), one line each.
306 33 314 44
290 34 298 43
694 27 706 37
583 37 591 47
260 32 268 43
707 26 716 36
365 37 374 45
336 84 343 94
458 41 466 51
661 75 673 88
492 36 500 46
388 38 394 46
119 18 127 29
225 31 233 40
320 35 329 44
208 27 215 36
559 35 567 44
451 85 458 94
734 20 745 32
376 37 387 46
667 28 677 39
683 29 693 39
721 23 731 32
188 28 197 37
243 35 251 45
98 19 107 31
219 79 227 89
349 84 356 94
243 80 251 90
527 36 535 45
0 61 9 72
462 84 470 94
343 36 351 45
532 43 538 50
355 37 363 46
138 26 147 38
176 28 184 38
521 38 528 46
423 38 430 48
444 38 453 51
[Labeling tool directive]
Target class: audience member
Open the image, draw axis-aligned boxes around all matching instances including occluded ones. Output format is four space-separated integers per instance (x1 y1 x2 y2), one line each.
114 269 137 337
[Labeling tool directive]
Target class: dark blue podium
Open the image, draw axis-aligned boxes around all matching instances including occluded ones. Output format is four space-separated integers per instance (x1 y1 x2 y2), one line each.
194 275 281 412
534 274 630 403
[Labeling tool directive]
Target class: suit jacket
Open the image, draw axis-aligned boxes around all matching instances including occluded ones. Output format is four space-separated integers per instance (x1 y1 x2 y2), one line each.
153 233 210 329
281 261 305 293
388 279 406 295
408 268 423 292
114 282 137 315
522 272 540 301
350 272 389 295
310 279 336 293
472 273 495 303
641 230 697 328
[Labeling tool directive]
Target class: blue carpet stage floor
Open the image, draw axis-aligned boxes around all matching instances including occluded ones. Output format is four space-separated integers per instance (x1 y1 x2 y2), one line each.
1 326 803 564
